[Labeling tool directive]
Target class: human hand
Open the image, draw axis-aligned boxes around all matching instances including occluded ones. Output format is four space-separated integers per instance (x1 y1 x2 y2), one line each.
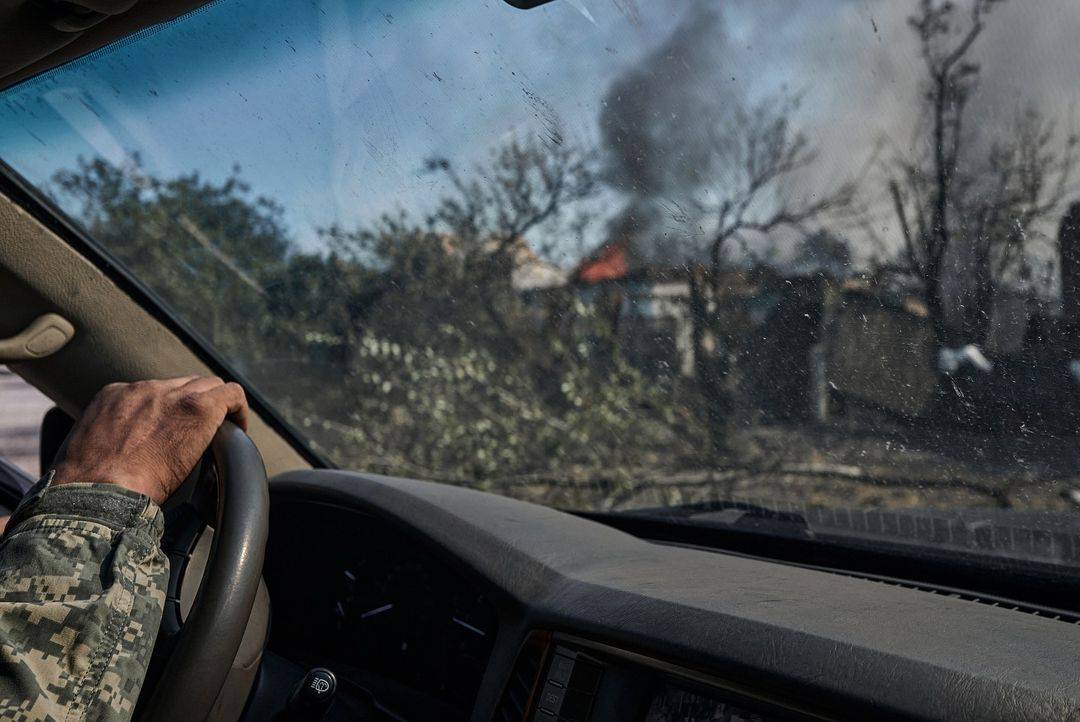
51 377 249 504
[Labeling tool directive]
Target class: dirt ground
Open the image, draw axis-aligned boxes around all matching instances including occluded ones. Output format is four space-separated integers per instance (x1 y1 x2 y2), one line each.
489 413 1080 514
8 367 1074 516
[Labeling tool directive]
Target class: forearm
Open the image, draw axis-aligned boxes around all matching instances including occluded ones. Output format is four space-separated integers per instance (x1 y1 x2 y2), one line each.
0 476 168 721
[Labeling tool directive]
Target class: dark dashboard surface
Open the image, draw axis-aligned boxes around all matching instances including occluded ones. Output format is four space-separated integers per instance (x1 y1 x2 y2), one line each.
264 503 497 720
261 470 1080 721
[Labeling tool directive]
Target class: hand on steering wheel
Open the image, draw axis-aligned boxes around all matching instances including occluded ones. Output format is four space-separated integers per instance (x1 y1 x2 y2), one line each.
138 420 268 722
51 376 249 501
54 377 268 722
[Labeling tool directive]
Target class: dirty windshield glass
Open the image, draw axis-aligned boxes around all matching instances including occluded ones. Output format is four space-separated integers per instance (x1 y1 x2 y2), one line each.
3 0 1080 566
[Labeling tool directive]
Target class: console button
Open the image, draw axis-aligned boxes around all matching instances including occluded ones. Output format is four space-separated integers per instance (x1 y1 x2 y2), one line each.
289 667 337 709
538 681 566 714
548 654 575 686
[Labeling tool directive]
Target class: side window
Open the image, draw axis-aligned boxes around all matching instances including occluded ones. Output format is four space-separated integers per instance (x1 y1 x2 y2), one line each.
0 366 53 478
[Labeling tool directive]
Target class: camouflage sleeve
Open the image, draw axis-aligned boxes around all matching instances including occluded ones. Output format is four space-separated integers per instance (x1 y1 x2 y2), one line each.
0 474 168 722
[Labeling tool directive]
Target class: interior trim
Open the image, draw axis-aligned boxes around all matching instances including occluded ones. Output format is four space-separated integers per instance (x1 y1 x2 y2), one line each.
0 160 328 469
0 186 310 477
270 470 1080 721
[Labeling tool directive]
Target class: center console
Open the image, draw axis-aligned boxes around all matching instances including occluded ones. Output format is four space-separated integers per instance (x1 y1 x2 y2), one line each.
497 633 822 722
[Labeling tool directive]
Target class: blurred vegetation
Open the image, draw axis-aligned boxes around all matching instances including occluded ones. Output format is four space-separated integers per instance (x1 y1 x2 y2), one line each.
44 0 1080 511
53 140 711 488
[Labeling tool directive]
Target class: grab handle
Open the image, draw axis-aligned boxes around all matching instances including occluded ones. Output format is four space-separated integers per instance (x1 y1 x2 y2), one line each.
0 313 75 362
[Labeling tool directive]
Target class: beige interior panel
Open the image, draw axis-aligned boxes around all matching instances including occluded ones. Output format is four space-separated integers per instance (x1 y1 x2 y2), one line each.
0 189 310 476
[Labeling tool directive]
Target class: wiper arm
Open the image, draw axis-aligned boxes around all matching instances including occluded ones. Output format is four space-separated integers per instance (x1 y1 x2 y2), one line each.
612 500 811 537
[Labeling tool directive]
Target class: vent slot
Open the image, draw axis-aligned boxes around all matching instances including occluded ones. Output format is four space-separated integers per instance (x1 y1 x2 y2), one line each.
833 571 1080 625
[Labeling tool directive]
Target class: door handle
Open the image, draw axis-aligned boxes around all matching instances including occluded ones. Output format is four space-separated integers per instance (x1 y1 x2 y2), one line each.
0 313 75 362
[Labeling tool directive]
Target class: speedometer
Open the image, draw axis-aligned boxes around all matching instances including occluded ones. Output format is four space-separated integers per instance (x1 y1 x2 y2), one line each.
336 544 497 710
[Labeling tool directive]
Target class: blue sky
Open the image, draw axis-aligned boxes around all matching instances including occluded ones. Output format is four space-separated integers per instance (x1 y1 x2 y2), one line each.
2 0 1079 268
0 0 687 254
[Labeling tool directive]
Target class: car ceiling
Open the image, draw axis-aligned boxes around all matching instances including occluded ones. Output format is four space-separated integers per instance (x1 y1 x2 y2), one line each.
0 0 212 90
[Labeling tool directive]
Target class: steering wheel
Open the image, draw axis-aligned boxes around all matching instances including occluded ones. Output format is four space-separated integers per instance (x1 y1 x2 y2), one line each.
136 421 269 722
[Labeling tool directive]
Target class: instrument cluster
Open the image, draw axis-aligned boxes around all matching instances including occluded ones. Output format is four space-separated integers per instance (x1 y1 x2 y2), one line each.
333 538 498 713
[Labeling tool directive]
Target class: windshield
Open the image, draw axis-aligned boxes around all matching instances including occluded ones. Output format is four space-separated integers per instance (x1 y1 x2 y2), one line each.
3 0 1080 565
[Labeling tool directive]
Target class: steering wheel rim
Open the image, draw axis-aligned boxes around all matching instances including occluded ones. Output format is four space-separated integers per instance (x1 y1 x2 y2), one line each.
139 421 269 722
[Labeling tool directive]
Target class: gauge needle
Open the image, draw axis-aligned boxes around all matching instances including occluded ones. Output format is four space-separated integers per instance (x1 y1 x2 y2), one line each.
451 617 487 636
360 603 394 619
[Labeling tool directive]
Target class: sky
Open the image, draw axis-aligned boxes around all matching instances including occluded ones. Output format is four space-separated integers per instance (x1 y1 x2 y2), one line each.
2 0 1080 271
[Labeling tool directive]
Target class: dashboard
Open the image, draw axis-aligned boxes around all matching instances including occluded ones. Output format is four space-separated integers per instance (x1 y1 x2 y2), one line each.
261 503 497 720
248 470 1080 721
493 633 818 722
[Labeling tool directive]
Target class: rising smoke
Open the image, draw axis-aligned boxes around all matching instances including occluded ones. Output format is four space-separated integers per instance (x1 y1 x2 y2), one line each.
597 3 742 265
592 0 1080 271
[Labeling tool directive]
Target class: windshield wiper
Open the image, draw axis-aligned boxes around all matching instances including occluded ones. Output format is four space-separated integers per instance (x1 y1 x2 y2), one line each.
578 501 1080 615
610 501 812 538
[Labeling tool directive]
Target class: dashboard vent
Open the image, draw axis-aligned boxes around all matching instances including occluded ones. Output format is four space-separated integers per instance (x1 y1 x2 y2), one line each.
493 633 550 722
837 572 1080 625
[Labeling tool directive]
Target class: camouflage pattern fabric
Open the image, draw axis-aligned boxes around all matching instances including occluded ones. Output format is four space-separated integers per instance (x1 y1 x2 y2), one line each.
0 475 168 721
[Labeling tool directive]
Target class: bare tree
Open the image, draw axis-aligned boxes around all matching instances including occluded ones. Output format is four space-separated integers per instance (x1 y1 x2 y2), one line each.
426 138 596 263
889 0 1078 346
688 93 854 455
961 108 1079 343
426 138 597 353
324 136 596 353
888 0 1004 343
696 94 853 272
